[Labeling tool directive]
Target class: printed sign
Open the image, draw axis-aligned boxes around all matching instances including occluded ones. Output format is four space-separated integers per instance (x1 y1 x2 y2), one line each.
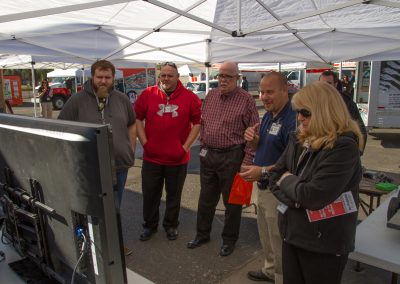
306 191 357 222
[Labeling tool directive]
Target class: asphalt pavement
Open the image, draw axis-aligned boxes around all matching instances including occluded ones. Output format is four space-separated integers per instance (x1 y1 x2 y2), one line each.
121 130 399 284
8 100 400 284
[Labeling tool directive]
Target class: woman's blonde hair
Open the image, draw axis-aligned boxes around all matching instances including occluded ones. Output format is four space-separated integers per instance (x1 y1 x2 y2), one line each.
292 81 364 150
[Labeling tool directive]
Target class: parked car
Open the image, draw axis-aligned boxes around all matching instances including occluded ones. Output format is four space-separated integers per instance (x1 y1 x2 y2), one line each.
186 80 219 100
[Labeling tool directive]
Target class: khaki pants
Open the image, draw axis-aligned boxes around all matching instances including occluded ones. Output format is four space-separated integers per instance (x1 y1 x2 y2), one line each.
257 189 283 284
41 102 53 119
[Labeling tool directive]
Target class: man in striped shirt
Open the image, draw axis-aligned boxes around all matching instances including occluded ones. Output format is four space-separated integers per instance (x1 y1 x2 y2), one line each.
187 61 259 256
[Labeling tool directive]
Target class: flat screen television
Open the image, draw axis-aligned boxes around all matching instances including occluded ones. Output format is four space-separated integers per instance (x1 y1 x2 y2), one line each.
0 113 126 283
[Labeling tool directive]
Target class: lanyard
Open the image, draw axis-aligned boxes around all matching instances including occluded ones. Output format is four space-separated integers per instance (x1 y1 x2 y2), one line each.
95 96 108 124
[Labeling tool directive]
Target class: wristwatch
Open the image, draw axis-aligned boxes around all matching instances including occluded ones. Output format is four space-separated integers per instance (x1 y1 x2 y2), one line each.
257 167 270 190
261 166 269 178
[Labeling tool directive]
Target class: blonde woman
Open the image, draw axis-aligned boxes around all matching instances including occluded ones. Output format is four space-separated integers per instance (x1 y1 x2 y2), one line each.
270 81 363 284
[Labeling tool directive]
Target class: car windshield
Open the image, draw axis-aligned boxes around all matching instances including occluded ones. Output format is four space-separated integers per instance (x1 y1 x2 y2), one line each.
191 81 218 92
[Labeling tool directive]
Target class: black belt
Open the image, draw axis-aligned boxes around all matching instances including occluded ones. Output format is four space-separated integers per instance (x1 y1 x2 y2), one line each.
205 144 244 153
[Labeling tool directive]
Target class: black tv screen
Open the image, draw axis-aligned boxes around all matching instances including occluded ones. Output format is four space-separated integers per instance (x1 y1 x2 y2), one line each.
0 113 126 283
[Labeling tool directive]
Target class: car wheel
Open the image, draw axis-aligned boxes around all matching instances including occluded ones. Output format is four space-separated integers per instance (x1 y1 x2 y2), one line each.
52 95 65 110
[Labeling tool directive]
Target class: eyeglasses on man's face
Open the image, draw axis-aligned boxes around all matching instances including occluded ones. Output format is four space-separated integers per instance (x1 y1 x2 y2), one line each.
160 74 176 79
217 73 237 80
296 108 312 118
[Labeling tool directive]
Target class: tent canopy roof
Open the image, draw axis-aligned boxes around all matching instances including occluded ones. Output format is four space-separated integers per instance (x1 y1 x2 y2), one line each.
46 68 123 79
0 0 400 65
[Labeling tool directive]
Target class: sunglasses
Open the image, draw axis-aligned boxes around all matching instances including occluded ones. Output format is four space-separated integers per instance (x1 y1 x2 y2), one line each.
217 73 236 80
296 109 312 118
160 61 178 70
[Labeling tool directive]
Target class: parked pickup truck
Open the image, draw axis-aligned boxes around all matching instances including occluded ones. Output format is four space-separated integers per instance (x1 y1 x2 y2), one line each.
34 82 73 110
50 87 72 110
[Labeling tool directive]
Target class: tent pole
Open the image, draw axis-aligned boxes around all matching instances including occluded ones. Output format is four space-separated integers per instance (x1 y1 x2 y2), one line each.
205 39 211 95
278 63 281 72
206 66 210 92
237 0 242 35
81 67 85 86
146 67 149 88
74 76 77 94
0 69 5 113
31 61 38 118
339 62 342 79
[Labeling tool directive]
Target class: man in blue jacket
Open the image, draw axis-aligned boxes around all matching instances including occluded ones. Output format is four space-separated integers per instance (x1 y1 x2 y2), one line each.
240 72 296 283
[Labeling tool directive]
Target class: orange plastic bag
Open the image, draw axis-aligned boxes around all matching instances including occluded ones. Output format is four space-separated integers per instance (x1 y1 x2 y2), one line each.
228 173 253 205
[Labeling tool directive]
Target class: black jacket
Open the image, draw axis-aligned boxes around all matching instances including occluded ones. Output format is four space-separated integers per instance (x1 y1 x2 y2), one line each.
270 132 362 255
340 93 367 154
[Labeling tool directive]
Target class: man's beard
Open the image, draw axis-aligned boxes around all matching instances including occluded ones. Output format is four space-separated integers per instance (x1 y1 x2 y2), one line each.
97 85 109 98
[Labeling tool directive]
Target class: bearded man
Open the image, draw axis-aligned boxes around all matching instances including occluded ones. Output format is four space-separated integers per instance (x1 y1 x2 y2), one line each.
58 60 136 209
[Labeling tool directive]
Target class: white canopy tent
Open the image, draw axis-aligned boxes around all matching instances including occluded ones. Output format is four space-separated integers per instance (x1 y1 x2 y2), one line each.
238 62 333 72
0 53 154 116
0 54 91 69
1 0 400 114
47 68 124 79
0 0 399 66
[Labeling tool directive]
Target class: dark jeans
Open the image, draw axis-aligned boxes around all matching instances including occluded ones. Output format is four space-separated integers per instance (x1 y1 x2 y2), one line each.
282 241 348 284
141 160 187 230
115 168 128 208
196 147 244 245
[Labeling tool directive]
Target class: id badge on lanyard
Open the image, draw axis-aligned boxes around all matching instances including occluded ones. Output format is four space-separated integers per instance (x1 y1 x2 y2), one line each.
269 122 281 136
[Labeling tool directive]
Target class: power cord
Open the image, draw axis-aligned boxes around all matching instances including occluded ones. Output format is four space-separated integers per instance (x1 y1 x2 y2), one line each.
70 228 88 284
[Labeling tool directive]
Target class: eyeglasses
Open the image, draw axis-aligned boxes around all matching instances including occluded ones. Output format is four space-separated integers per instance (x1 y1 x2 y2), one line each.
217 73 236 80
159 74 176 78
296 109 312 118
160 61 178 70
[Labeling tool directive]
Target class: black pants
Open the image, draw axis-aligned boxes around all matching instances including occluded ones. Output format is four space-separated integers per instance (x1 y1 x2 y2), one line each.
141 160 187 230
282 241 348 284
196 147 244 245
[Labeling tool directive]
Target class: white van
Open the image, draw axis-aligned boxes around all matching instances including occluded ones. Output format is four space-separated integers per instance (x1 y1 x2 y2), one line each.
186 80 219 100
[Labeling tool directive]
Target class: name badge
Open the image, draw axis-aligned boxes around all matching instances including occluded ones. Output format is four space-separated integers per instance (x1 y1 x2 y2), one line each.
277 203 288 214
199 148 208 157
269 123 281 136
164 105 172 113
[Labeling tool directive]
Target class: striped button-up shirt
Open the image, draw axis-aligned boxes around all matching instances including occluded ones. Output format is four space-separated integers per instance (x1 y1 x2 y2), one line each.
200 86 260 165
